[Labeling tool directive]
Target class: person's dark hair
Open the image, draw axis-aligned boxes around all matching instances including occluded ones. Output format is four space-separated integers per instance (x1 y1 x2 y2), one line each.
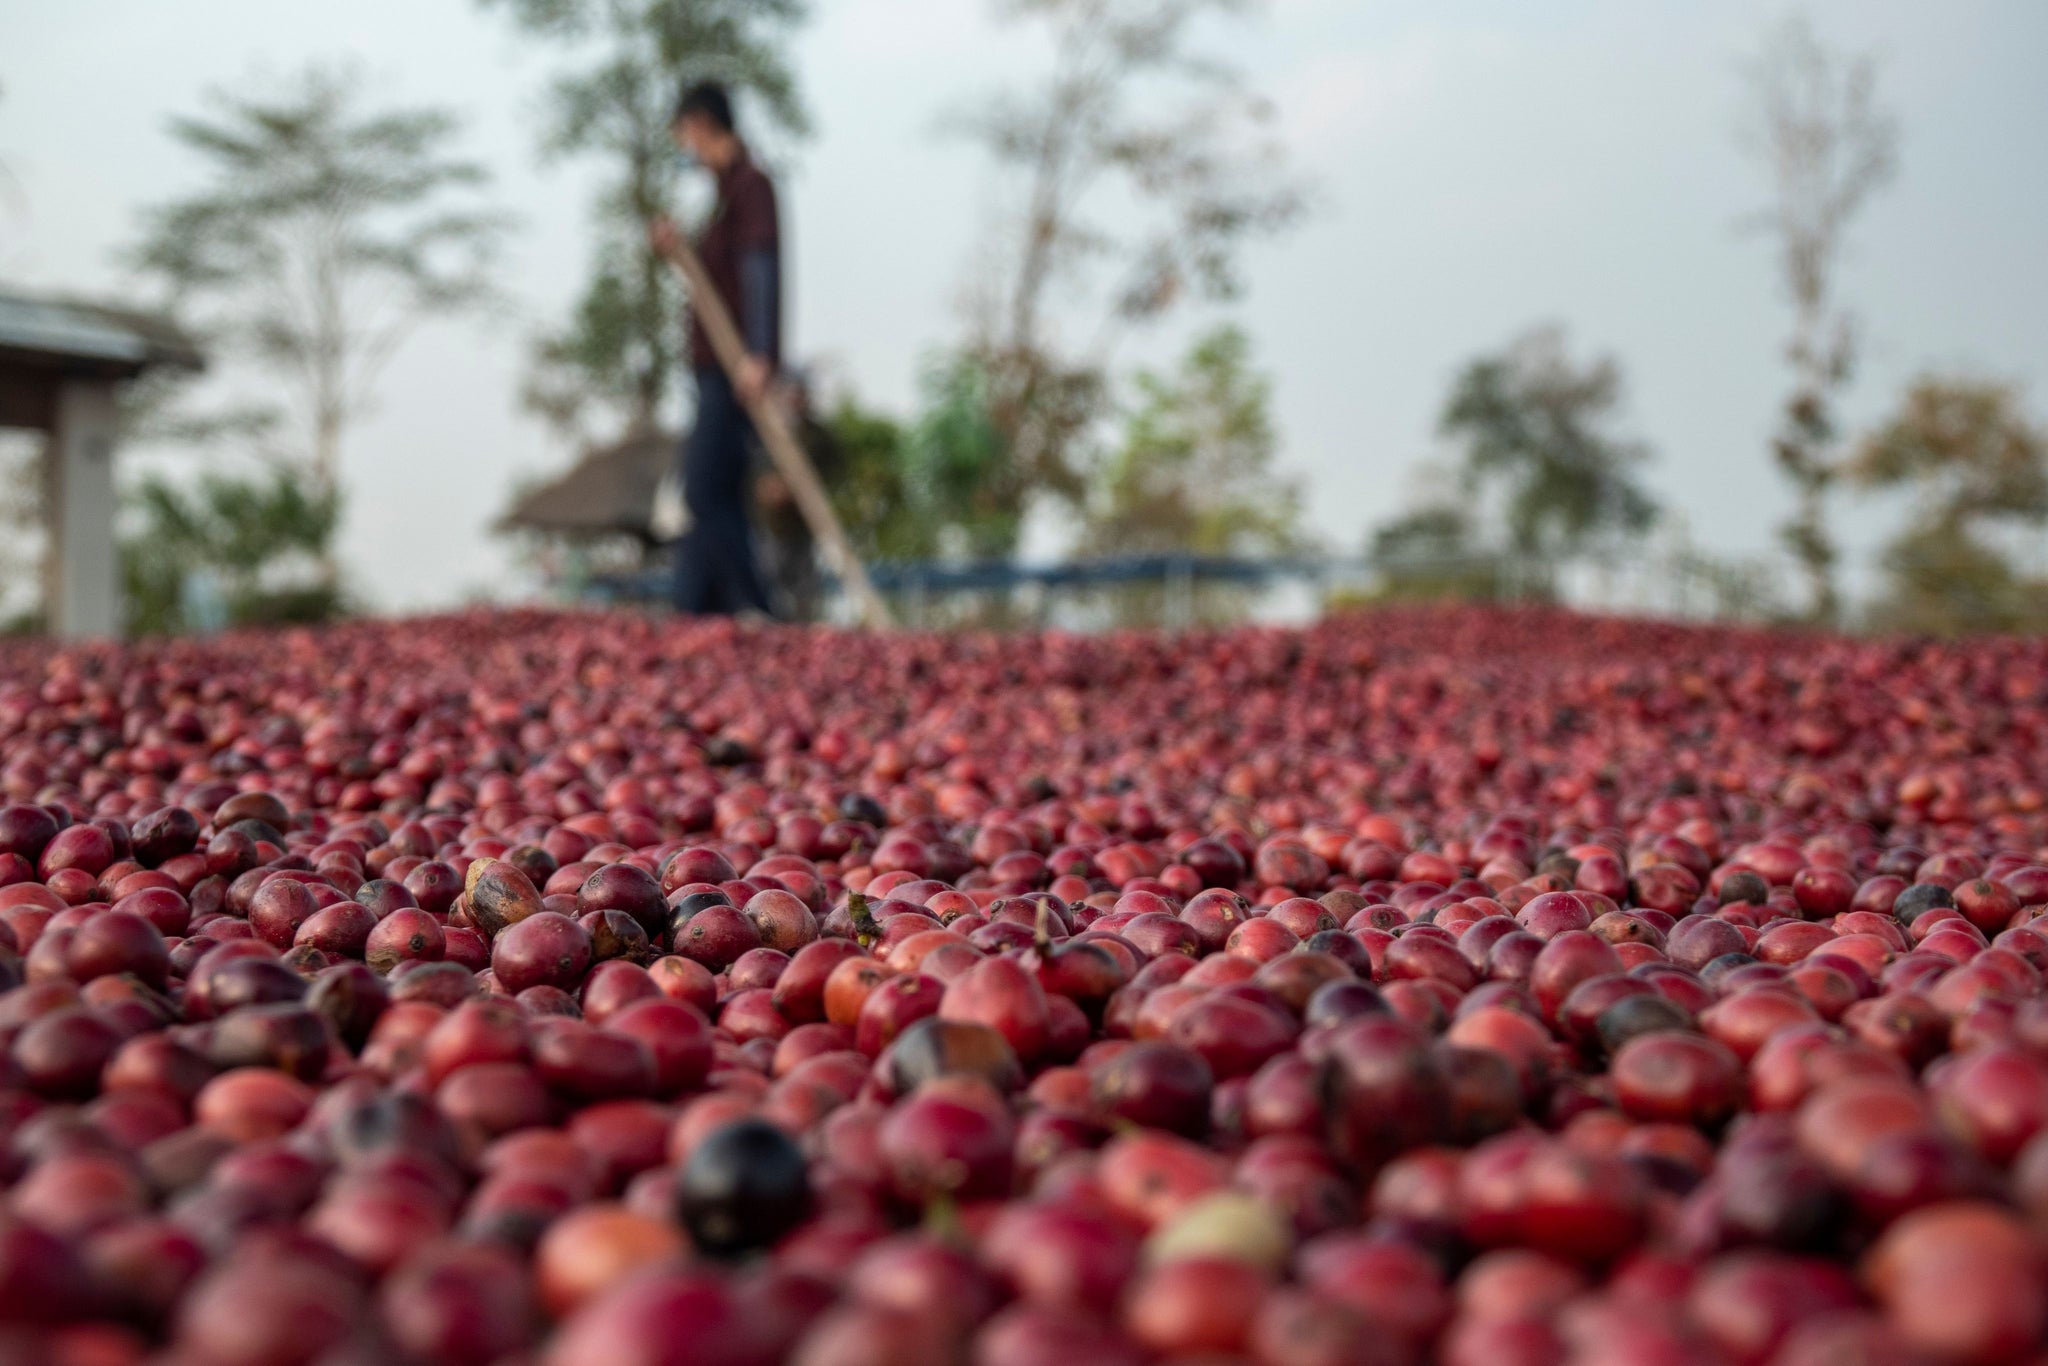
674 81 734 133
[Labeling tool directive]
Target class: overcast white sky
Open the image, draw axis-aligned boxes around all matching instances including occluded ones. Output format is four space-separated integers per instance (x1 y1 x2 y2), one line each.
3 0 2045 612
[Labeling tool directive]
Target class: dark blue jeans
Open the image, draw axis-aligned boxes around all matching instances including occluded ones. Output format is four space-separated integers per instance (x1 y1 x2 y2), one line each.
673 366 773 616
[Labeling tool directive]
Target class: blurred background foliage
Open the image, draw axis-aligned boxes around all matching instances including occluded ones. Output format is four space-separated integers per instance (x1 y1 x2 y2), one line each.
3 4 2046 637
121 471 344 637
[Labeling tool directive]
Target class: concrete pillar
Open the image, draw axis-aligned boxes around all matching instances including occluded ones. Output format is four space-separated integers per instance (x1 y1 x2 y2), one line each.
46 379 121 639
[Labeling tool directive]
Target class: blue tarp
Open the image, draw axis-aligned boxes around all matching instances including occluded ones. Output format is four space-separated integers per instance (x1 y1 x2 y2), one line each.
588 553 1349 604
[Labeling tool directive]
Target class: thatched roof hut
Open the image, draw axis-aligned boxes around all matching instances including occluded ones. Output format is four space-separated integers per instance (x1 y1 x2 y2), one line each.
498 428 674 545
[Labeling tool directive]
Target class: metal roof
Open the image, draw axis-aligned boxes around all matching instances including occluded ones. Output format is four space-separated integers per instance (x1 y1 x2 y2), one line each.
0 288 205 376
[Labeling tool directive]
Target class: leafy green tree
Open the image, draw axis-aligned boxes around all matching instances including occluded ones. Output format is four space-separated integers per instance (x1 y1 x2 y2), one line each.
821 397 925 564
821 360 1022 566
1863 528 2048 638
958 0 1304 530
1849 377 2048 635
1440 326 1659 573
1739 16 1896 623
1364 504 1510 604
1081 325 1301 556
1371 506 1472 564
122 469 343 636
903 352 1021 560
1851 378 2048 525
125 66 507 503
480 0 808 442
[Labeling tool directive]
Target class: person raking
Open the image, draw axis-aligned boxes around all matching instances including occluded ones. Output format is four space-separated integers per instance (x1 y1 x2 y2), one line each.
649 81 781 617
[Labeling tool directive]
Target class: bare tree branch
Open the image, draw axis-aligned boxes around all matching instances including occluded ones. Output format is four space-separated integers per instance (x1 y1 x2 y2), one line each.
953 0 1306 538
1738 14 1897 623
124 63 511 530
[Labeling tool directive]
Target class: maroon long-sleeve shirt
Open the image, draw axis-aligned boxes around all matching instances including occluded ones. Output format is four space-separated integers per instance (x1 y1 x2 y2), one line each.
689 146 781 371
